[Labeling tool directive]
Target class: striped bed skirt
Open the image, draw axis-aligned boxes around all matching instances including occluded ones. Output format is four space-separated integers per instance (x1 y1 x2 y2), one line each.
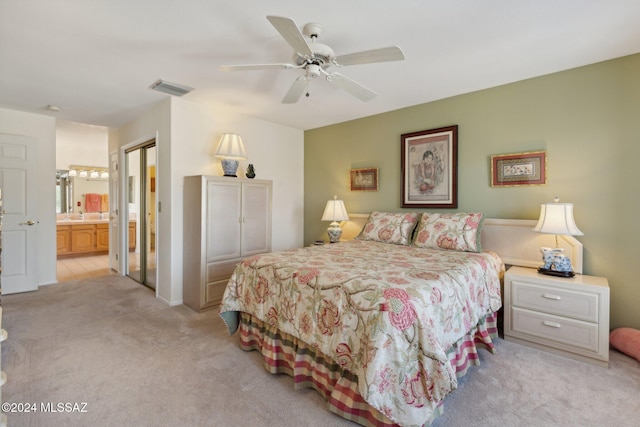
238 311 499 427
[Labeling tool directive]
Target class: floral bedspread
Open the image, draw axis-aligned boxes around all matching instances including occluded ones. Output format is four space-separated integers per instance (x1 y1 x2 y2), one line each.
219 240 502 427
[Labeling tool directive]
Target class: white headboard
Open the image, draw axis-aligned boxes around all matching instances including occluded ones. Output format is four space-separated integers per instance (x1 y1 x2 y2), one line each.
482 218 582 273
340 214 583 274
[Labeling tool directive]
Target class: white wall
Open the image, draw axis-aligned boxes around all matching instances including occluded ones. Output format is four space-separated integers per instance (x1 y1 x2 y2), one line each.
56 120 110 213
170 98 304 252
56 120 109 169
0 107 57 286
117 96 304 307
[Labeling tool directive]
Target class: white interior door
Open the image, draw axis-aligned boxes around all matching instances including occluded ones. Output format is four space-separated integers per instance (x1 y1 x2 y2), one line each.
0 133 38 294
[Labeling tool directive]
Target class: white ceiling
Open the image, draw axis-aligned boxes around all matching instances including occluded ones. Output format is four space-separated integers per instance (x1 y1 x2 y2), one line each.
1 0 639 131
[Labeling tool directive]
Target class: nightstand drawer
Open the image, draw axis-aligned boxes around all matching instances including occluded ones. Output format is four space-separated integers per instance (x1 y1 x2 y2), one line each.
511 307 599 352
511 280 598 323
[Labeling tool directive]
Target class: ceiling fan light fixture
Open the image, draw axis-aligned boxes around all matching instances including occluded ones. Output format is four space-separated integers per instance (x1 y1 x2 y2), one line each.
149 79 194 97
307 64 321 78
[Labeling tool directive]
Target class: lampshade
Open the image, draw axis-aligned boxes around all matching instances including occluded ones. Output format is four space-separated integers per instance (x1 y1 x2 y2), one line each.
90 170 99 178
68 169 77 177
79 170 88 178
214 133 247 159
532 198 583 236
321 196 350 222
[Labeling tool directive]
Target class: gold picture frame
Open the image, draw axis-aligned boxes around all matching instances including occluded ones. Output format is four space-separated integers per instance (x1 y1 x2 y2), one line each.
350 168 378 191
491 150 547 187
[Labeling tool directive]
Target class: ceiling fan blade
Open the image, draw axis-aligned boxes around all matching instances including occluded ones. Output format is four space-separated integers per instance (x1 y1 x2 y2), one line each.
335 46 405 66
266 15 313 57
282 76 307 104
328 73 377 102
219 63 296 72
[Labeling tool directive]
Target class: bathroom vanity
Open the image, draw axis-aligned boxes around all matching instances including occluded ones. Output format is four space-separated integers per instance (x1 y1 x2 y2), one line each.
56 215 136 257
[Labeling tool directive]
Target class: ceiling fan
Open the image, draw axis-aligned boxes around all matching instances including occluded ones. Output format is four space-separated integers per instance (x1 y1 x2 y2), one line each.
219 15 405 104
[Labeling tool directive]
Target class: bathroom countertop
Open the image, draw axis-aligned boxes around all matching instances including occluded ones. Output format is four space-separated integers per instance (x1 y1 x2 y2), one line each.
56 218 110 225
56 214 137 225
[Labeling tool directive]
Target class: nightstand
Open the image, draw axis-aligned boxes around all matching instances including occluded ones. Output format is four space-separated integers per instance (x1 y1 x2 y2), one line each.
504 266 610 367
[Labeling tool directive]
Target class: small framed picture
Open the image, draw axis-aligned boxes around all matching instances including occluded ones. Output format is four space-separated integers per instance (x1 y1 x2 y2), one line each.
491 151 546 187
350 168 378 191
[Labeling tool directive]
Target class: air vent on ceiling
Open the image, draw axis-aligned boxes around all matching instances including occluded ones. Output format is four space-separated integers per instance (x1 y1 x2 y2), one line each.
149 79 194 97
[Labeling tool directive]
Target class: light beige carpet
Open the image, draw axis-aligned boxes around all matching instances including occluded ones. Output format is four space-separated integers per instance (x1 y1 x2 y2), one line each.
1 275 639 427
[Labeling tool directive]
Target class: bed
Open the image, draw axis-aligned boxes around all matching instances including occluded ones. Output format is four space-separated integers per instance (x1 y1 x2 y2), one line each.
219 212 583 426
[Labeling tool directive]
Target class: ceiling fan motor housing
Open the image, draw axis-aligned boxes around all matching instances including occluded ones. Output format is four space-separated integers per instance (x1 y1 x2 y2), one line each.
294 42 335 67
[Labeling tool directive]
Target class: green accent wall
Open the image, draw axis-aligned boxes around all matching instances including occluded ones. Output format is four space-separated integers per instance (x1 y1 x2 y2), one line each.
304 53 640 330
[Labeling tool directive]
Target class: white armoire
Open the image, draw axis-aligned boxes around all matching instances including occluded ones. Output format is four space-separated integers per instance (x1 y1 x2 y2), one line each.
183 175 272 311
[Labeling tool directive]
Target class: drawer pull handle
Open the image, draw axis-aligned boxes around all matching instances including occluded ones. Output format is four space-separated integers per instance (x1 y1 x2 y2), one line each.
541 293 561 301
542 320 562 328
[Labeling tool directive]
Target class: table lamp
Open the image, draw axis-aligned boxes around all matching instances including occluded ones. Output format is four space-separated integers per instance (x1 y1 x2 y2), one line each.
321 195 349 243
532 197 583 277
214 133 247 177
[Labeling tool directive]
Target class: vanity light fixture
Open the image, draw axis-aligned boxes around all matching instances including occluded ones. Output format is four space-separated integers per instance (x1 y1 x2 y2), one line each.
69 165 110 180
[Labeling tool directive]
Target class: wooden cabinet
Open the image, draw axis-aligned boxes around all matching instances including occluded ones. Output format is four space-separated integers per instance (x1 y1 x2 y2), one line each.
504 266 610 367
96 223 109 250
71 224 95 253
56 225 72 254
183 175 272 312
57 221 135 257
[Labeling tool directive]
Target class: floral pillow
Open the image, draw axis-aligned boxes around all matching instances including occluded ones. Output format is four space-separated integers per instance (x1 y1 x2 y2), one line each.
356 211 420 246
412 212 484 252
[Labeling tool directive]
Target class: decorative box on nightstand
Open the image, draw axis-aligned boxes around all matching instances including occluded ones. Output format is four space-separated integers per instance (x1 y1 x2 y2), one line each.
504 266 610 367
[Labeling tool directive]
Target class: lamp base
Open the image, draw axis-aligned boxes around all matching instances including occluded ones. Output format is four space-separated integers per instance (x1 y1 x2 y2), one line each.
538 267 575 278
220 158 239 177
326 222 342 243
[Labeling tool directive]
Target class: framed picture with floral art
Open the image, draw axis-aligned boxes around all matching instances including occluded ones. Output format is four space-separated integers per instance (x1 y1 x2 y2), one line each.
401 125 457 208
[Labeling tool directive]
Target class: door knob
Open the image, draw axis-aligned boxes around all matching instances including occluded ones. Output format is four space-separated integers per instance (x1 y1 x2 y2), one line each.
20 220 38 226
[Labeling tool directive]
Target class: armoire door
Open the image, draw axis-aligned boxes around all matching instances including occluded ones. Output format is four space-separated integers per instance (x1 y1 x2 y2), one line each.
241 182 272 256
207 180 242 261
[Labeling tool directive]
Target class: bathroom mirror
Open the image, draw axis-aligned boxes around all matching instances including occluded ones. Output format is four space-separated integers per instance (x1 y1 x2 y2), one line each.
56 170 73 213
56 169 110 213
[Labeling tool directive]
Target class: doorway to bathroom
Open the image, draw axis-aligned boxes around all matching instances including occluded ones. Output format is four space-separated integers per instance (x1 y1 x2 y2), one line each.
125 139 157 290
